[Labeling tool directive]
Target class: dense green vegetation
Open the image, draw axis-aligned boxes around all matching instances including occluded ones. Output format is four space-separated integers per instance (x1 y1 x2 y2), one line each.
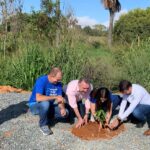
0 1 150 92
114 8 150 43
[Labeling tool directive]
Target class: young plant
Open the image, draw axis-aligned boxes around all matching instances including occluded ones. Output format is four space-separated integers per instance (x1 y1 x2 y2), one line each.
95 108 106 126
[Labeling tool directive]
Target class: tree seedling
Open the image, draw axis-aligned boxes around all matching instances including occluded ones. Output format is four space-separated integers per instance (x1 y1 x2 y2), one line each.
95 108 106 130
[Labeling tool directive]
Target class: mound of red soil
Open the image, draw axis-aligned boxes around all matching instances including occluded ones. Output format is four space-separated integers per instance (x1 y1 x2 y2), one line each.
72 122 126 140
0 86 30 94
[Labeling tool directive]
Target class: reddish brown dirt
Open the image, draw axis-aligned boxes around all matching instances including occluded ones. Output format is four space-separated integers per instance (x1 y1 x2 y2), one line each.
3 130 14 138
144 129 150 136
0 86 30 94
72 122 126 140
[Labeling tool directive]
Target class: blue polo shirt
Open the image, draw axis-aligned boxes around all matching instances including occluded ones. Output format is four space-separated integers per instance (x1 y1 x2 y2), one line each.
28 75 62 105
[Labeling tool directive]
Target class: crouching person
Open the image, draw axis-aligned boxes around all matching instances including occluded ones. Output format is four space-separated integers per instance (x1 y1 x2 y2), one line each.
90 87 121 130
64 79 93 128
110 80 150 134
28 67 68 135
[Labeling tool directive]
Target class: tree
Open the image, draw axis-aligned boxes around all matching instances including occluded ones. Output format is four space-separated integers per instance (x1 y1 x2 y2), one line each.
41 0 60 47
101 0 121 47
114 8 150 43
0 0 23 57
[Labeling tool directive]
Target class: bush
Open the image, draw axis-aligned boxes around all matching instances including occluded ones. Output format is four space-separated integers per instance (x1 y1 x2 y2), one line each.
84 54 123 90
114 8 150 43
118 39 150 91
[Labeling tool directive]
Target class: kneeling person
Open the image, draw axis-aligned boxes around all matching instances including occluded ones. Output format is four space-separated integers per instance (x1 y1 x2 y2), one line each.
28 67 68 135
110 80 150 133
90 87 121 129
65 79 92 128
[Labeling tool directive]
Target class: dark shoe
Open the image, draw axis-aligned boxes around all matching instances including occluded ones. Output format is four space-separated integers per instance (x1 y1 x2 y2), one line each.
136 121 146 128
124 115 139 124
40 126 53 135
66 117 75 125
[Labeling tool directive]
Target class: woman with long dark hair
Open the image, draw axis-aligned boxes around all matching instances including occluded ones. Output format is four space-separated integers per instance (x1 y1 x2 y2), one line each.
90 87 121 129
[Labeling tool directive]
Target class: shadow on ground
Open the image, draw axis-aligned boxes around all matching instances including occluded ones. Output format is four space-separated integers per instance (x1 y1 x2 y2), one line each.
0 101 28 125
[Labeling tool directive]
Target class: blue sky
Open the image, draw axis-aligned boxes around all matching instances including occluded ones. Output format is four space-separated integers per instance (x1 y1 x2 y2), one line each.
23 0 150 27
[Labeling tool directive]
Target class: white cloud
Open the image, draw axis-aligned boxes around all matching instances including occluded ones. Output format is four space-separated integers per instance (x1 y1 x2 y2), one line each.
76 16 98 28
115 9 128 21
76 9 128 29
102 9 128 28
102 21 109 28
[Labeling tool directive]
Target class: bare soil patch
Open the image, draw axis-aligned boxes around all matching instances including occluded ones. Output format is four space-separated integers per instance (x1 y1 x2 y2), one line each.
72 122 126 140
0 86 30 93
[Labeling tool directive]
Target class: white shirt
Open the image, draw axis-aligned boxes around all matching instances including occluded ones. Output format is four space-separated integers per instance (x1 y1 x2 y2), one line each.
118 84 150 121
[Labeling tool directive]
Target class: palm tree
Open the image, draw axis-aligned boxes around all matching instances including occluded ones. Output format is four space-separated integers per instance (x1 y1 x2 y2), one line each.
101 0 121 47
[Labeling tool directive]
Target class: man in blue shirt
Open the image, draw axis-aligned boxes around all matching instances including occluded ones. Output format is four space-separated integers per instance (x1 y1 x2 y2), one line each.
28 67 68 135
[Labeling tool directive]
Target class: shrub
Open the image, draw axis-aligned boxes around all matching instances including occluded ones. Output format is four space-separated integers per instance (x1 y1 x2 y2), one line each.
84 55 123 90
118 39 150 91
114 8 150 43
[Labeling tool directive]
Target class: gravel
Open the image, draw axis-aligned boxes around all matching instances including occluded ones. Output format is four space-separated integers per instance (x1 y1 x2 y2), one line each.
0 93 150 150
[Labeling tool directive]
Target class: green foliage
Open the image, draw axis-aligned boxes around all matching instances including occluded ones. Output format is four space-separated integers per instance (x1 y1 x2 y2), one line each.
83 25 107 37
118 39 150 91
114 8 150 43
84 52 122 90
95 109 106 125
0 42 88 90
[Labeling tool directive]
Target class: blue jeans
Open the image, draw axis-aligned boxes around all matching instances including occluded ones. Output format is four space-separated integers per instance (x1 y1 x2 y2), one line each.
66 101 85 123
102 95 121 112
112 95 122 111
29 101 68 127
132 104 150 124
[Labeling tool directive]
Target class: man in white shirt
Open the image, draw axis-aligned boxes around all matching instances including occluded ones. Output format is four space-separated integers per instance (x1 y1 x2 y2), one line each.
110 80 150 132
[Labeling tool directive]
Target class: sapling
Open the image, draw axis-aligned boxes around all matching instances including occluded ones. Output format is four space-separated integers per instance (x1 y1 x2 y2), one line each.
95 108 106 130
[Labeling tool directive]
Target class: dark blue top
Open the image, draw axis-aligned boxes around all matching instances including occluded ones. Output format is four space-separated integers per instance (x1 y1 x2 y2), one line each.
28 75 62 105
90 92 120 103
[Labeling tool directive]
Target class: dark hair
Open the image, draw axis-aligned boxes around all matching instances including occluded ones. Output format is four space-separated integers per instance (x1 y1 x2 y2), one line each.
79 78 90 85
91 87 111 110
119 80 132 92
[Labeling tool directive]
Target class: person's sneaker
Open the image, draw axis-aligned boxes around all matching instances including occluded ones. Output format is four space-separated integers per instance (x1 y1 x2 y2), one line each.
40 126 53 135
136 121 146 128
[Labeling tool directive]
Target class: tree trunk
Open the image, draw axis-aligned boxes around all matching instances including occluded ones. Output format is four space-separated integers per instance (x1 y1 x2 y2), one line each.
1 0 8 59
56 0 60 47
3 21 7 59
108 9 115 48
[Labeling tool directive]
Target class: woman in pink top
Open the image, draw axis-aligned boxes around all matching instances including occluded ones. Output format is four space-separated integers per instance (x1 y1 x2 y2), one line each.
64 78 92 128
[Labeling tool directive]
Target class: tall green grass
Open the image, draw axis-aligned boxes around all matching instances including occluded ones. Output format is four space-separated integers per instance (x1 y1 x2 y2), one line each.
0 42 88 90
1 37 150 92
118 39 150 91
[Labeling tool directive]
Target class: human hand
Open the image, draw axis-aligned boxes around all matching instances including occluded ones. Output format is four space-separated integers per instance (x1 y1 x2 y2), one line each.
98 122 102 131
83 114 88 124
109 118 120 130
60 108 66 117
105 115 110 124
75 118 85 128
56 96 64 104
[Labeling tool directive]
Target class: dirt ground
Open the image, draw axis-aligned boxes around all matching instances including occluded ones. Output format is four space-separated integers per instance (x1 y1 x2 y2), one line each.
0 86 30 94
72 122 126 140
